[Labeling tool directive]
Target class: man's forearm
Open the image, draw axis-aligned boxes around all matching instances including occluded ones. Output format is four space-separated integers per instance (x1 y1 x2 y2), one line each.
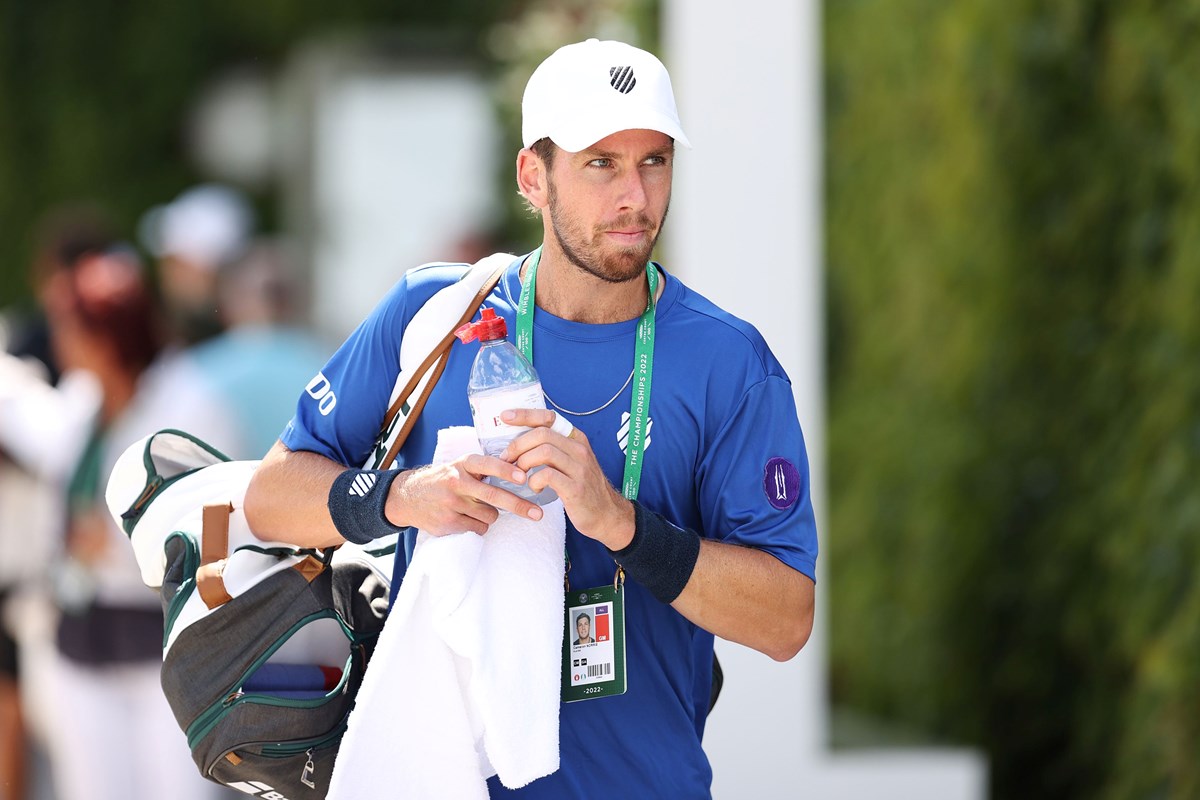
243 442 348 548
670 539 815 662
607 501 814 662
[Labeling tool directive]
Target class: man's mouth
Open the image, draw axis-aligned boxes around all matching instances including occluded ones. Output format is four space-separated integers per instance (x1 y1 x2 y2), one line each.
605 229 648 243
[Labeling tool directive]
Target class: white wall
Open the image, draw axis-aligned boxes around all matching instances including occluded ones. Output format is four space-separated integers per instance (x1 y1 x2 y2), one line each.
283 47 501 342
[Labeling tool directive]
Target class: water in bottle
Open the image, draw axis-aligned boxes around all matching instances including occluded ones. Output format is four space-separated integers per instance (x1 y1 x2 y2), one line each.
455 308 558 505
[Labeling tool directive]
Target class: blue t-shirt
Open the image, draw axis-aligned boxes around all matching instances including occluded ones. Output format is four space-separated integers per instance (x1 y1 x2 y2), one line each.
281 255 819 799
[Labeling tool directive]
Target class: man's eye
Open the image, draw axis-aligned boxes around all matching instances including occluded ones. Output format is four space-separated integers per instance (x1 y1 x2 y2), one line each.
588 158 612 168
644 156 667 166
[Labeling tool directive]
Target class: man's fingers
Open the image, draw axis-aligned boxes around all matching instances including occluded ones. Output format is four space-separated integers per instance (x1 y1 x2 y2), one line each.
476 480 545 521
501 408 557 429
457 454 545 521
420 487 537 535
512 441 574 475
531 409 582 442
399 456 547 536
501 419 590 463
525 465 568 497
462 453 528 485
445 512 489 536
549 412 575 439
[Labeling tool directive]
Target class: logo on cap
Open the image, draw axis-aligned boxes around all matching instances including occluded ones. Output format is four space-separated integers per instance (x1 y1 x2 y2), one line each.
763 457 801 510
609 66 637 94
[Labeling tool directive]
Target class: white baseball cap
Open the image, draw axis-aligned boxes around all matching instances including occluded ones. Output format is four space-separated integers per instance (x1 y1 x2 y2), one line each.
522 38 691 153
138 183 254 270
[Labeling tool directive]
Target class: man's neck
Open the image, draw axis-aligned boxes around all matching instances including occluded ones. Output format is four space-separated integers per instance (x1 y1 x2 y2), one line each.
524 243 654 325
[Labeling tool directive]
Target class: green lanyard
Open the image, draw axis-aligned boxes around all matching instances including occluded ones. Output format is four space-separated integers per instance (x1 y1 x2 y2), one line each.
515 246 658 501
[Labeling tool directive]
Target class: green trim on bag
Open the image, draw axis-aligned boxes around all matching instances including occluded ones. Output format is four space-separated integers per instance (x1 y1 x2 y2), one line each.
163 531 200 649
208 719 349 783
363 539 397 559
236 544 328 559
121 429 232 537
256 719 349 758
186 609 355 750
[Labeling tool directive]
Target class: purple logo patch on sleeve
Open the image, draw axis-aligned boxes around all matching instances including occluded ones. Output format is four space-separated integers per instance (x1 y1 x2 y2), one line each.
763 457 801 510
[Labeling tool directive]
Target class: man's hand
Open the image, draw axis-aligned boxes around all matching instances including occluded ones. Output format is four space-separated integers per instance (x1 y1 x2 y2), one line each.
386 453 546 536
498 408 635 551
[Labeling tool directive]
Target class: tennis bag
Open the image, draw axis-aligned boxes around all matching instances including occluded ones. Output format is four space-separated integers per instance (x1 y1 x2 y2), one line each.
106 428 393 798
103 255 513 798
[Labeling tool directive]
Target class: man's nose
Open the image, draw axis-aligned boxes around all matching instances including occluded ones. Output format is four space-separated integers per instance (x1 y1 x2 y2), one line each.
617 168 648 212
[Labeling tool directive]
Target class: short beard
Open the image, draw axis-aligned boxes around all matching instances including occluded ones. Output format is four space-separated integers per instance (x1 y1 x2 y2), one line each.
547 177 669 285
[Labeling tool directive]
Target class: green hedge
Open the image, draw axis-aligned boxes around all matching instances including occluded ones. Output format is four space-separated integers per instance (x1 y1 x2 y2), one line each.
827 2 1200 798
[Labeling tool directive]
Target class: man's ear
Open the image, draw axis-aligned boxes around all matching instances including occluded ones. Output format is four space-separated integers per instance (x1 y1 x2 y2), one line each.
516 148 550 211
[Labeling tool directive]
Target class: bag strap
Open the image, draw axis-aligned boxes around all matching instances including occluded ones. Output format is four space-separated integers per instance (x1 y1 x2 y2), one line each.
375 258 509 469
197 500 328 609
197 502 234 609
192 258 509 610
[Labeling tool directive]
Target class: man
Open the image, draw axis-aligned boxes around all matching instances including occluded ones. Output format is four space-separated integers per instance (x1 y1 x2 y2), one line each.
573 612 594 646
186 237 330 459
140 183 255 346
245 38 817 798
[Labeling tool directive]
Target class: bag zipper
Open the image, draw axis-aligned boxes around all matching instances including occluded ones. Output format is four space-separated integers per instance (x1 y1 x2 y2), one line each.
209 719 349 789
185 610 353 749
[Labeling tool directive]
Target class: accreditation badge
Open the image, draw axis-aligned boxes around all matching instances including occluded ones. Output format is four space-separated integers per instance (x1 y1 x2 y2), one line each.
561 584 627 702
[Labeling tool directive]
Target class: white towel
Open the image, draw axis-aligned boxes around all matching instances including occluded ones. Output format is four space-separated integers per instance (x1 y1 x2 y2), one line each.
328 427 565 799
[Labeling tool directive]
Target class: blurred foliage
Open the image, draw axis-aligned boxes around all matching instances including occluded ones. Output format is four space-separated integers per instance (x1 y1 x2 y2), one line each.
0 0 660 309
826 1 1200 798
0 0 509 307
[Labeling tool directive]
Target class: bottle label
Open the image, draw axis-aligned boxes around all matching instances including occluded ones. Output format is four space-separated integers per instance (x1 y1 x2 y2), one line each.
470 383 545 453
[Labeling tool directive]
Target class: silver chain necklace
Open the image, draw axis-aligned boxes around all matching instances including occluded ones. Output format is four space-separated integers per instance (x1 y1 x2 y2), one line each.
543 368 636 417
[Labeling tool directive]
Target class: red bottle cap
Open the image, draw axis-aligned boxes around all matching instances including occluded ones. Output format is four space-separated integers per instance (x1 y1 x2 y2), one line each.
454 307 507 343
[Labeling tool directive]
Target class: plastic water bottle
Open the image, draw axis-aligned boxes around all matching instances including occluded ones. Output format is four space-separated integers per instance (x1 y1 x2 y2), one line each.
455 308 557 505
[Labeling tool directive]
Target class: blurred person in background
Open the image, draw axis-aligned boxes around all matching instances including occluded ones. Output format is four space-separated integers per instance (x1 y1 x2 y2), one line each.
140 185 320 461
138 183 255 347
187 237 330 459
0 210 115 800
0 234 241 800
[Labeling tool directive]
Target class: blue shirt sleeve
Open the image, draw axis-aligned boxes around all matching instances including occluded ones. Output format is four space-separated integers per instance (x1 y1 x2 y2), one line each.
279 276 412 467
696 374 818 582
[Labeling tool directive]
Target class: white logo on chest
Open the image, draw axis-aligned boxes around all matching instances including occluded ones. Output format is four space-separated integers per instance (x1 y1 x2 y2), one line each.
616 411 653 453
